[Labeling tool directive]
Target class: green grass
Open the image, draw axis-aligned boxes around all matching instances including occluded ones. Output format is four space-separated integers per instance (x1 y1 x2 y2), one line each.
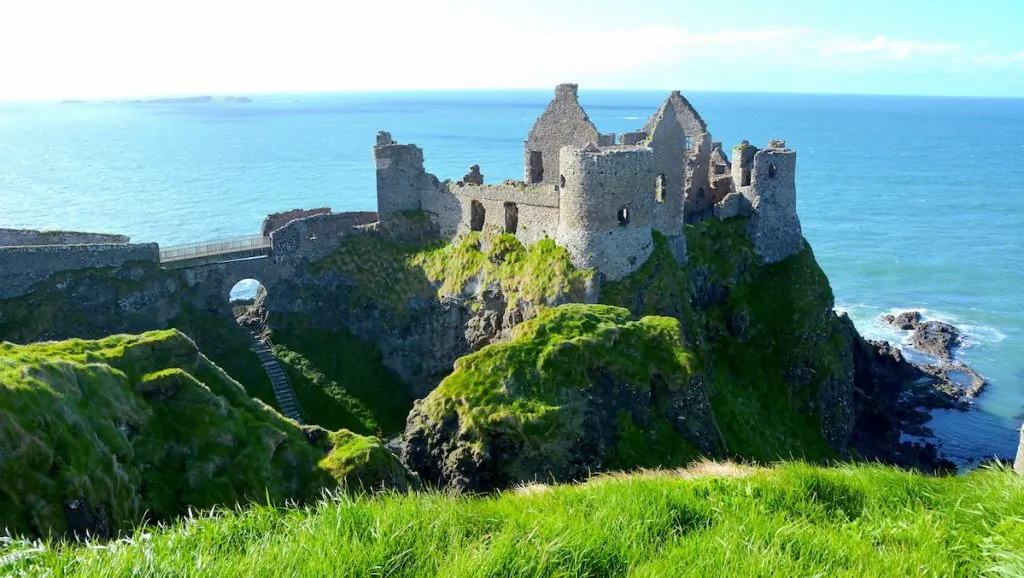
5 463 1022 576
313 231 593 316
268 319 412 436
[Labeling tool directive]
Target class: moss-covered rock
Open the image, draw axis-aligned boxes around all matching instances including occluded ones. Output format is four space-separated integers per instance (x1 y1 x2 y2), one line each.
402 216 860 491
319 430 419 492
402 304 722 491
0 330 413 540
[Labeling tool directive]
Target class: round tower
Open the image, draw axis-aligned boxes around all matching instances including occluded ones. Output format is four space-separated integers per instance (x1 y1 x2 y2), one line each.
746 140 803 263
555 146 660 281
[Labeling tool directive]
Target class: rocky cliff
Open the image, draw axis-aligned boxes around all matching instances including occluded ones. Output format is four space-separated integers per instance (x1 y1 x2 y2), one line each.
0 214 966 500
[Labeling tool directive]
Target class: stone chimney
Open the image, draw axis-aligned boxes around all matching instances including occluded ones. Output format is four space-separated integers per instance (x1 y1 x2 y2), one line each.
555 83 579 101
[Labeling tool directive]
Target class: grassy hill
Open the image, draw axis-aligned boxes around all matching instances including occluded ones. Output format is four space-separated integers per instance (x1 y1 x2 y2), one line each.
3 462 1021 576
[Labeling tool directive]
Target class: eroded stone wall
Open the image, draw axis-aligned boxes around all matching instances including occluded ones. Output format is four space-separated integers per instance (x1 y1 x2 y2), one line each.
423 182 560 245
261 208 331 237
0 228 129 246
270 212 378 263
0 243 159 299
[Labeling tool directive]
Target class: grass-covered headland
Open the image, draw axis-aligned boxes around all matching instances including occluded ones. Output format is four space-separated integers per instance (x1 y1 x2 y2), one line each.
3 462 1022 576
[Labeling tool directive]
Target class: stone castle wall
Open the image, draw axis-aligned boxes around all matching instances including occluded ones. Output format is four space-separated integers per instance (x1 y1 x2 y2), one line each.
423 182 560 245
0 243 159 299
270 211 378 262
261 208 331 237
0 228 130 246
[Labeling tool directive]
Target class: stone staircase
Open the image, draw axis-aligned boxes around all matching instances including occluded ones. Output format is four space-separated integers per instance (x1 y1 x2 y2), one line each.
250 338 304 423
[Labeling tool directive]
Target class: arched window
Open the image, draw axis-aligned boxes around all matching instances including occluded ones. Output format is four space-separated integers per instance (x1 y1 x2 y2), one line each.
470 200 485 231
655 174 665 203
559 174 566 188
768 163 778 179
617 206 629 225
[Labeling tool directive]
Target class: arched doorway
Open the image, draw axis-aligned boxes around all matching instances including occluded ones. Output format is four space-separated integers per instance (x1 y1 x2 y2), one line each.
229 278 268 337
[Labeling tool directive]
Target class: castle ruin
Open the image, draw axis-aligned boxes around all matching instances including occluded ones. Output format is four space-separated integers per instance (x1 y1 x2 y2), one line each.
373 83 802 280
0 83 804 303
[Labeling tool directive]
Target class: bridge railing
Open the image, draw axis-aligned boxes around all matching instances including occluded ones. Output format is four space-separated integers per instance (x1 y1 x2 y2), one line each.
160 235 271 263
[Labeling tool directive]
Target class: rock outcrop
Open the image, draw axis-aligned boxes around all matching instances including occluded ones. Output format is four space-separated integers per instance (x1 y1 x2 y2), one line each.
882 310 962 362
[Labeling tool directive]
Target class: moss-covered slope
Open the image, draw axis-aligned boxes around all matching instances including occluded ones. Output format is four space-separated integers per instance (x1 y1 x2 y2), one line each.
403 217 857 490
0 330 414 539
403 304 723 491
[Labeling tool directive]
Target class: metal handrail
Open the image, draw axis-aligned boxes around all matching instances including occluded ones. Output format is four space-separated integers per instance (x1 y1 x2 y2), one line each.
160 235 271 262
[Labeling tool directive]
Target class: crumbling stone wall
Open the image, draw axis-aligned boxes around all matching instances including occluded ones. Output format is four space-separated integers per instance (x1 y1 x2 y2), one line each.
373 132 440 218
0 243 159 299
743 141 803 263
261 208 331 237
270 212 378 262
685 133 714 213
0 228 129 246
523 84 599 186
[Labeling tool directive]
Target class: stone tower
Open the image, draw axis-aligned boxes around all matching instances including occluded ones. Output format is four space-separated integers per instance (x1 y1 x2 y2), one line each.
555 144 686 281
373 131 430 218
742 140 803 263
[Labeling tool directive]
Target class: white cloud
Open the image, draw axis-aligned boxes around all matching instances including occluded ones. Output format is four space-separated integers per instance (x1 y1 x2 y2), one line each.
819 35 960 60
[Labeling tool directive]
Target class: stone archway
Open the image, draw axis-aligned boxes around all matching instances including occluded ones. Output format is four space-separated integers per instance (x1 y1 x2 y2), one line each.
229 278 269 339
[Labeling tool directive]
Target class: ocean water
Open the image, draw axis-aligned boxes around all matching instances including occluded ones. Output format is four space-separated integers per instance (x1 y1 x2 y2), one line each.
1 91 1022 464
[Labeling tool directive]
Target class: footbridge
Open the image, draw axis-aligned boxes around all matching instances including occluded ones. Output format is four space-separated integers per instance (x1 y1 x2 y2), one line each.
159 235 273 269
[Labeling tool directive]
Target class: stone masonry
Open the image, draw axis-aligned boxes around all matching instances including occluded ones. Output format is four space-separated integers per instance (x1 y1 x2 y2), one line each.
374 84 803 280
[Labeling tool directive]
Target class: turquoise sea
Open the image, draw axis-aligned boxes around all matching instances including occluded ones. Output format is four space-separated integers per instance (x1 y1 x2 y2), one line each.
1 91 1021 465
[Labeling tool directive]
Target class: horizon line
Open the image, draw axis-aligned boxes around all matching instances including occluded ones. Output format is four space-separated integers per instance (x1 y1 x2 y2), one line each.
3 86 1024 104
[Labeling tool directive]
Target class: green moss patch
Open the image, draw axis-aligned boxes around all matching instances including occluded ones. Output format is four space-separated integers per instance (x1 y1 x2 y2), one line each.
0 331 412 539
314 231 594 316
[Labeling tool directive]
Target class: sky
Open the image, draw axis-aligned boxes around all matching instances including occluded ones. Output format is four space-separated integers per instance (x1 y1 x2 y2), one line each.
0 0 1022 100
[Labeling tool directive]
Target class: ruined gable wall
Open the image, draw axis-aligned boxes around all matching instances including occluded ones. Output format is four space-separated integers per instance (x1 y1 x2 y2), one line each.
642 91 707 147
0 228 129 246
645 99 687 231
524 84 599 186
744 142 803 263
0 243 159 299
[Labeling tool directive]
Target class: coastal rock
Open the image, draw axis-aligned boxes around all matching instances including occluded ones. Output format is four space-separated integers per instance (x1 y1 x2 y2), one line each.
881 310 964 363
909 320 961 362
882 310 921 331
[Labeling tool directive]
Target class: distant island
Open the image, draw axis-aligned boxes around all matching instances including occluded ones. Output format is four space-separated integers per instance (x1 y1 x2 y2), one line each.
59 95 252 105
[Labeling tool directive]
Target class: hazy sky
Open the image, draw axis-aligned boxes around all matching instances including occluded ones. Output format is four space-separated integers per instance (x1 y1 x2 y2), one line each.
1 0 1022 100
